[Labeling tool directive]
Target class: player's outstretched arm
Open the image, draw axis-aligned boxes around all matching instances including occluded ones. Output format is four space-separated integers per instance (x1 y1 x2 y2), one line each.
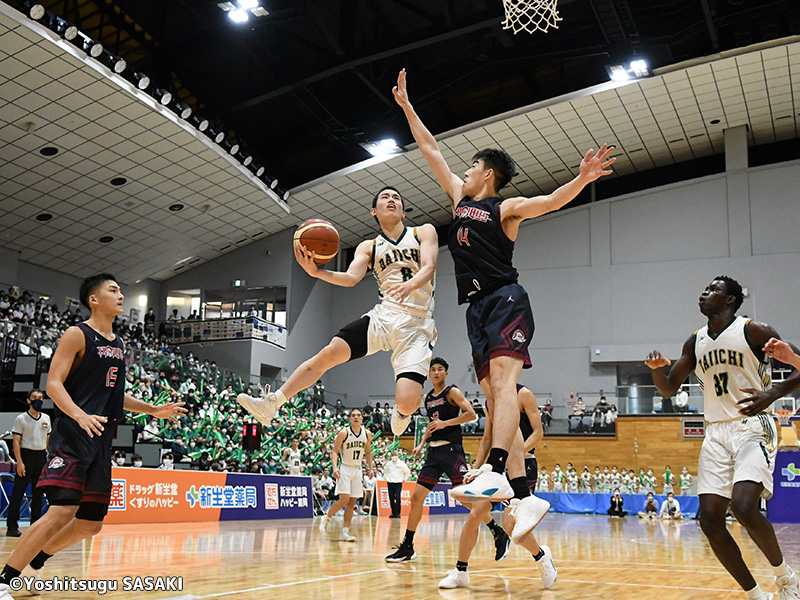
393 68 464 210
501 145 615 222
123 393 186 422
519 388 544 453
295 239 372 287
46 326 107 438
644 334 697 400
384 223 439 304
764 337 800 370
739 323 800 416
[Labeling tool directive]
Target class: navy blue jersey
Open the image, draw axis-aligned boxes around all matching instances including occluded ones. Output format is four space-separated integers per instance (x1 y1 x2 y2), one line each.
449 196 518 304
62 323 126 423
425 384 462 445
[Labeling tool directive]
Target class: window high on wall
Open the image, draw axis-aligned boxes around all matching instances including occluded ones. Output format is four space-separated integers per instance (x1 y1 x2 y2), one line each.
202 286 286 325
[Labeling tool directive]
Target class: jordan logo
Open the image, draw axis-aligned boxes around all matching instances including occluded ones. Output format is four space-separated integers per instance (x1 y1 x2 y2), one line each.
507 295 514 303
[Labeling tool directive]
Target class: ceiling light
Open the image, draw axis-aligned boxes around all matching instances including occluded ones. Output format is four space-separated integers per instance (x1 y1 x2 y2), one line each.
629 59 648 74
228 9 249 23
238 0 259 8
169 203 185 212
110 177 127 186
236 151 252 166
360 138 404 157
100 50 126 74
248 163 265 177
39 146 59 156
79 35 103 58
263 176 279 190
126 71 150 90
282 190 291 201
606 65 629 82
206 127 225 144
190 114 209 131
35 213 53 222
217 2 235 10
44 13 77 40
98 235 114 243
221 139 240 155
153 87 172 106
251 6 269 17
171 100 192 119
23 1 45 20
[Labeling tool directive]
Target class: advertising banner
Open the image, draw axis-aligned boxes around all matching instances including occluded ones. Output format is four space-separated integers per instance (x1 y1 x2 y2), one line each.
767 450 800 523
374 480 468 517
106 468 312 524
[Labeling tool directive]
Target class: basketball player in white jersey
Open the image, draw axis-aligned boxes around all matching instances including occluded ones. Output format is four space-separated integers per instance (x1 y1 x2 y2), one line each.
281 438 302 476
320 408 374 542
238 186 438 437
646 276 800 600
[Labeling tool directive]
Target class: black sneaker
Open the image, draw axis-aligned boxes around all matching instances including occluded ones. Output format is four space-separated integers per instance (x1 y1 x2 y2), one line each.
6 529 21 537
494 528 510 561
385 543 416 562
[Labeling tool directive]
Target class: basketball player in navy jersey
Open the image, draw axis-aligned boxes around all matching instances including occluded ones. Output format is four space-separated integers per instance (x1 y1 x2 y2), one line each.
394 68 614 538
0 275 185 598
238 187 438 437
439 384 556 589
385 358 510 563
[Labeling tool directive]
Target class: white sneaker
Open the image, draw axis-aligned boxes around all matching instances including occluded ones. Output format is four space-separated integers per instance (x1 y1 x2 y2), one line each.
319 516 330 535
536 545 557 589
338 530 356 542
777 569 800 600
0 583 13 600
450 465 513 501
237 390 279 427
21 564 41 596
390 408 411 437
438 569 469 589
509 495 550 543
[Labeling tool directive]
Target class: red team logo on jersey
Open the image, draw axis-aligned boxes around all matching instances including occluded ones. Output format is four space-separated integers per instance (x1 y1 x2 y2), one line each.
48 457 65 470
512 329 526 343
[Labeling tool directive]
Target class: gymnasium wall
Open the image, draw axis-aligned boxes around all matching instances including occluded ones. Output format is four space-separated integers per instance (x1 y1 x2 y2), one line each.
0 254 82 306
166 157 800 409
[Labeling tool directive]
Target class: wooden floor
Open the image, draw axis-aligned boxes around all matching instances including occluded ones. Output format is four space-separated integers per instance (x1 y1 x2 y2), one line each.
4 513 800 599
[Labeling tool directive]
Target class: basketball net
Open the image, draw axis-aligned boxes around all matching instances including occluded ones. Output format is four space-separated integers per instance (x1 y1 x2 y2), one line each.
501 0 561 34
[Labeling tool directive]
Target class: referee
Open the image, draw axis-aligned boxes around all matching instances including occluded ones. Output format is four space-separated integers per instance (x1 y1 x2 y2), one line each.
6 390 50 537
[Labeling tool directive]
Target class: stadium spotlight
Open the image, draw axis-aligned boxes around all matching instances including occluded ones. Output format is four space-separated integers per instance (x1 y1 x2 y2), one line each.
78 34 103 58
236 151 253 167
281 189 291 201
206 127 225 144
248 163 265 177
44 13 78 40
100 49 126 74
228 9 248 23
190 114 209 132
221 139 240 155
22 1 45 20
152 87 172 106
171 100 192 119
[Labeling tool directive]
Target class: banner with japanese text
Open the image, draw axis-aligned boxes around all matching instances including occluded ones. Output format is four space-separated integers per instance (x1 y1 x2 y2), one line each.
105 468 312 524
374 480 468 517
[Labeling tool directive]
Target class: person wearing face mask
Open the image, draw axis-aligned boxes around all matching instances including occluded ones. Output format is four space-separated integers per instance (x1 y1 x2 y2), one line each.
537 467 549 493
679 467 693 496
592 466 602 493
642 469 657 495
601 467 611 494
6 390 51 537
159 452 174 470
609 466 621 492
580 467 592 494
131 454 143 469
663 465 676 495
112 451 126 467
551 465 565 494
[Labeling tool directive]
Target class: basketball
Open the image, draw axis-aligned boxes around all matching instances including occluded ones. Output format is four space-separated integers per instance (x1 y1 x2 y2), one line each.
294 219 340 265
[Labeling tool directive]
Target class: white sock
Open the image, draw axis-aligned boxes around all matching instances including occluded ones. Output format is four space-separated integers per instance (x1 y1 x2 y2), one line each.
745 584 766 600
275 390 288 406
773 559 791 579
342 527 349 534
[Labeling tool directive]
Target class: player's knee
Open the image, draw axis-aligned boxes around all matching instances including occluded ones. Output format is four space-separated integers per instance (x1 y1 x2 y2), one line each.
698 512 725 539
317 341 349 367
729 497 759 526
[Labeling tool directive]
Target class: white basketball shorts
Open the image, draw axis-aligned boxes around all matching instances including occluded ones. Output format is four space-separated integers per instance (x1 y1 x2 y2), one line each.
365 303 437 379
335 464 364 498
697 414 778 500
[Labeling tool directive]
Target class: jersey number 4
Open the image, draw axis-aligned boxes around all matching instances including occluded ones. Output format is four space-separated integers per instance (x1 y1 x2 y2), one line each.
456 227 470 247
713 372 729 396
106 366 118 388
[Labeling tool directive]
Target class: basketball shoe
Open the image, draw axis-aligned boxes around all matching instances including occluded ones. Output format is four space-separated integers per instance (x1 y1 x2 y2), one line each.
777 567 800 600
385 542 416 562
509 495 550 544
438 569 469 589
21 564 41 596
494 527 510 561
535 545 557 589
338 529 356 542
237 387 280 426
319 516 331 535
450 465 513 501
390 408 411 437
0 583 11 600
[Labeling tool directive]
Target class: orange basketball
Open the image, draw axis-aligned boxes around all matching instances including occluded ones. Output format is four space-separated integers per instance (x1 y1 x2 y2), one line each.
294 219 339 265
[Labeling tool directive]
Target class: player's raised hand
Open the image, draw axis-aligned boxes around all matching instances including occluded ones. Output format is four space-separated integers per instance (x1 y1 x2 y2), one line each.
77 412 107 438
294 242 320 277
738 387 775 417
152 401 187 423
763 338 797 364
579 144 616 182
392 68 411 108
645 350 671 370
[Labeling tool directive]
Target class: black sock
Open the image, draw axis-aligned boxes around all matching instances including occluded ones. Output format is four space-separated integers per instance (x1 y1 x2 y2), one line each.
509 476 531 500
456 561 468 572
487 448 509 473
532 548 545 561
485 518 501 537
0 565 21 585
403 530 415 546
29 551 52 571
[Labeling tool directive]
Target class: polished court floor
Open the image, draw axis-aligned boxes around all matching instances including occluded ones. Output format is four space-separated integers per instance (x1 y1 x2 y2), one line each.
2 512 799 599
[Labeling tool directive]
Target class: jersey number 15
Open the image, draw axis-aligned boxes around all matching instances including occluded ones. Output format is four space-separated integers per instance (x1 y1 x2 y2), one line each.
106 367 118 388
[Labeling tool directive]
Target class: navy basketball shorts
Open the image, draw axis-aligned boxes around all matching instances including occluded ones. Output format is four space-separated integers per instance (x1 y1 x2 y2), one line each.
417 443 469 490
525 456 539 491
38 417 114 510
466 282 534 382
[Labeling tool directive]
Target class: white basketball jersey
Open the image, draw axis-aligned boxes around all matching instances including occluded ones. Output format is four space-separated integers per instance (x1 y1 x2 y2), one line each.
339 426 368 467
288 448 301 474
371 227 434 317
694 316 771 423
